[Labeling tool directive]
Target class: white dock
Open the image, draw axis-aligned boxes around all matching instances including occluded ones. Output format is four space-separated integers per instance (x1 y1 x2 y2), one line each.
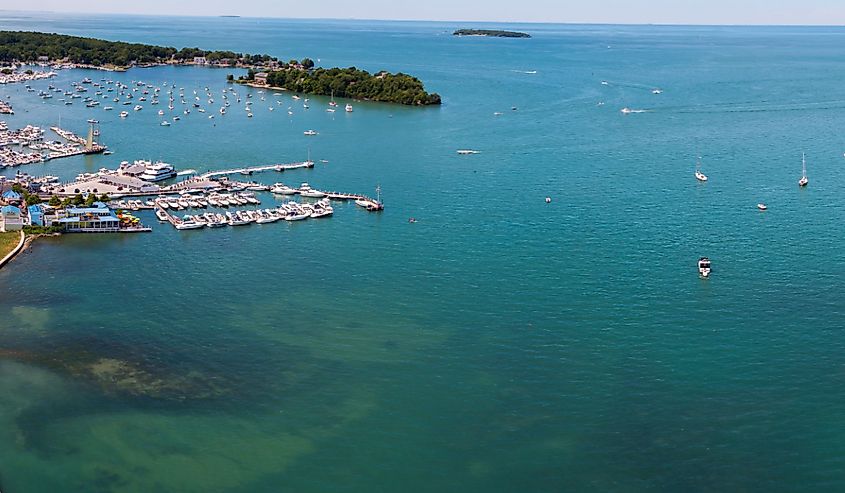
199 160 314 179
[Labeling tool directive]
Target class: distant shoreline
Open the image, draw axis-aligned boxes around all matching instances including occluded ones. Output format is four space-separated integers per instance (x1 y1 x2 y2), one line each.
453 29 531 38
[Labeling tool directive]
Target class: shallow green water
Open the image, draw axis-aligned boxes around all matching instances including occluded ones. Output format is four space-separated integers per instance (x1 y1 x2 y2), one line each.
1 13 845 492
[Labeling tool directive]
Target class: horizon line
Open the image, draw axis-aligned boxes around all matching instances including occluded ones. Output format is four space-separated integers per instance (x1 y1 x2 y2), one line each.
3 8 845 28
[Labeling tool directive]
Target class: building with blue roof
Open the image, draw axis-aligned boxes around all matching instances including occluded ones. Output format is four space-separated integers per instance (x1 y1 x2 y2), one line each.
54 202 120 233
1 190 22 203
28 204 44 227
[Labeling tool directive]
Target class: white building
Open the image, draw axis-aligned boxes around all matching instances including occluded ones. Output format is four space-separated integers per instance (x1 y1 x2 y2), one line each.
0 205 23 232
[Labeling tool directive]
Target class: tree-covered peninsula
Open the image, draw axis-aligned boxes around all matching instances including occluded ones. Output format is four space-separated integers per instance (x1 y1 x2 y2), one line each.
0 31 441 105
238 66 441 106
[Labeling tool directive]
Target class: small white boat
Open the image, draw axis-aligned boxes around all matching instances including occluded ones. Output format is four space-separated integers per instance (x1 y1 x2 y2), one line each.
160 121 171 126
757 203 768 211
155 208 169 221
799 152 809 187
119 111 129 118
698 257 711 278
303 130 318 136
175 221 204 230
652 88 663 94
457 149 480 155
345 103 353 112
134 105 143 111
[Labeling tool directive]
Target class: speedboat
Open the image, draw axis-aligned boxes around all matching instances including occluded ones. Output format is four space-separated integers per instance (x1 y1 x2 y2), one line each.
698 257 711 278
155 208 169 221
160 121 171 126
345 103 353 112
119 111 129 118
175 221 204 230
757 203 767 211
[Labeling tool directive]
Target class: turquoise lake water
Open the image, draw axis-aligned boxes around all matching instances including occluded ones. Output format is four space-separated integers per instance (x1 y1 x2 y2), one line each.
2 12 845 492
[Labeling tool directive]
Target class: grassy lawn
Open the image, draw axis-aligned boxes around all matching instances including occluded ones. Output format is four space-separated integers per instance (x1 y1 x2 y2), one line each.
0 231 22 259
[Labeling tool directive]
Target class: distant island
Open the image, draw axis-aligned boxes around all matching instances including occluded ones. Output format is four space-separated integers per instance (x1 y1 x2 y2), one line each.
453 29 531 38
219 15 241 18
0 31 440 106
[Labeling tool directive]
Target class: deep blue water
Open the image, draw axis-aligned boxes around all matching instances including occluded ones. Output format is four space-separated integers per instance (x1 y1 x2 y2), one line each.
1 12 845 492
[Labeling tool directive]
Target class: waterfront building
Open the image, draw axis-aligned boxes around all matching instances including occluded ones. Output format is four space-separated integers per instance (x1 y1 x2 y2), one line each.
53 202 120 233
0 205 22 232
27 204 44 227
254 72 269 85
193 56 208 65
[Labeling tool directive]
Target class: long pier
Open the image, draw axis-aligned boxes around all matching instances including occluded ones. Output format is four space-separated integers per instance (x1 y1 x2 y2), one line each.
199 160 314 179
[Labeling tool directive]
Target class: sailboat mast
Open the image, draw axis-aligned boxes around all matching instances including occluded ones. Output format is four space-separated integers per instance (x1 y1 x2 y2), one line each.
802 152 807 178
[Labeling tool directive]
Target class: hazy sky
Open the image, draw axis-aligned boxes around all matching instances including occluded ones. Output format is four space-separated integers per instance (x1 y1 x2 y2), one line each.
21 0 845 25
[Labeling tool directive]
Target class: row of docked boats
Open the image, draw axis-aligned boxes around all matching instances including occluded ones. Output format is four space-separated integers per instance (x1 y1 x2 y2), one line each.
155 192 260 210
269 182 326 198
167 199 334 229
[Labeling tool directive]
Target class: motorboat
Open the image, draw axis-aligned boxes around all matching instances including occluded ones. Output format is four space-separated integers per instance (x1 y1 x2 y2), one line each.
270 183 298 195
698 257 711 278
757 203 768 211
175 221 204 230
155 208 169 221
345 103 353 112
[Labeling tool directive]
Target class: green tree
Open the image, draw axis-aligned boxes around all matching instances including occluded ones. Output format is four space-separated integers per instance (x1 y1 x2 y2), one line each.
99 193 110 202
48 195 61 207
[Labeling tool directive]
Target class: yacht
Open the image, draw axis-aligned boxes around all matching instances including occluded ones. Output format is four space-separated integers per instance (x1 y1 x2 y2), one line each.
155 208 169 221
345 103 353 112
303 130 318 136
139 161 178 182
799 153 808 187
119 111 129 118
270 183 298 195
695 157 708 182
698 257 711 278
134 105 143 111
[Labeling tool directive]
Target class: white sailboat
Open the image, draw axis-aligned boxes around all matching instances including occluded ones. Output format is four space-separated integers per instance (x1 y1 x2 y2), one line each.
695 157 708 182
799 152 808 187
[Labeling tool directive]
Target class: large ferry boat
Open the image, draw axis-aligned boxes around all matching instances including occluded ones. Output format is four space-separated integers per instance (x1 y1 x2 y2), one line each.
139 161 177 182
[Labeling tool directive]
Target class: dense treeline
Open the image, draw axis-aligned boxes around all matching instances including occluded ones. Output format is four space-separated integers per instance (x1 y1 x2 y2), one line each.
251 67 441 106
0 31 277 67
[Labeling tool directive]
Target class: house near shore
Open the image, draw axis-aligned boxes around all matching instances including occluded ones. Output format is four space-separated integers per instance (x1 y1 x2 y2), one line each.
0 205 23 232
28 204 44 227
193 56 208 65
254 72 269 85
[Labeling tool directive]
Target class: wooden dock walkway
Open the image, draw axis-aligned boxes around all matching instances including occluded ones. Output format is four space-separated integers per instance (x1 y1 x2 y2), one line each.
199 160 314 179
